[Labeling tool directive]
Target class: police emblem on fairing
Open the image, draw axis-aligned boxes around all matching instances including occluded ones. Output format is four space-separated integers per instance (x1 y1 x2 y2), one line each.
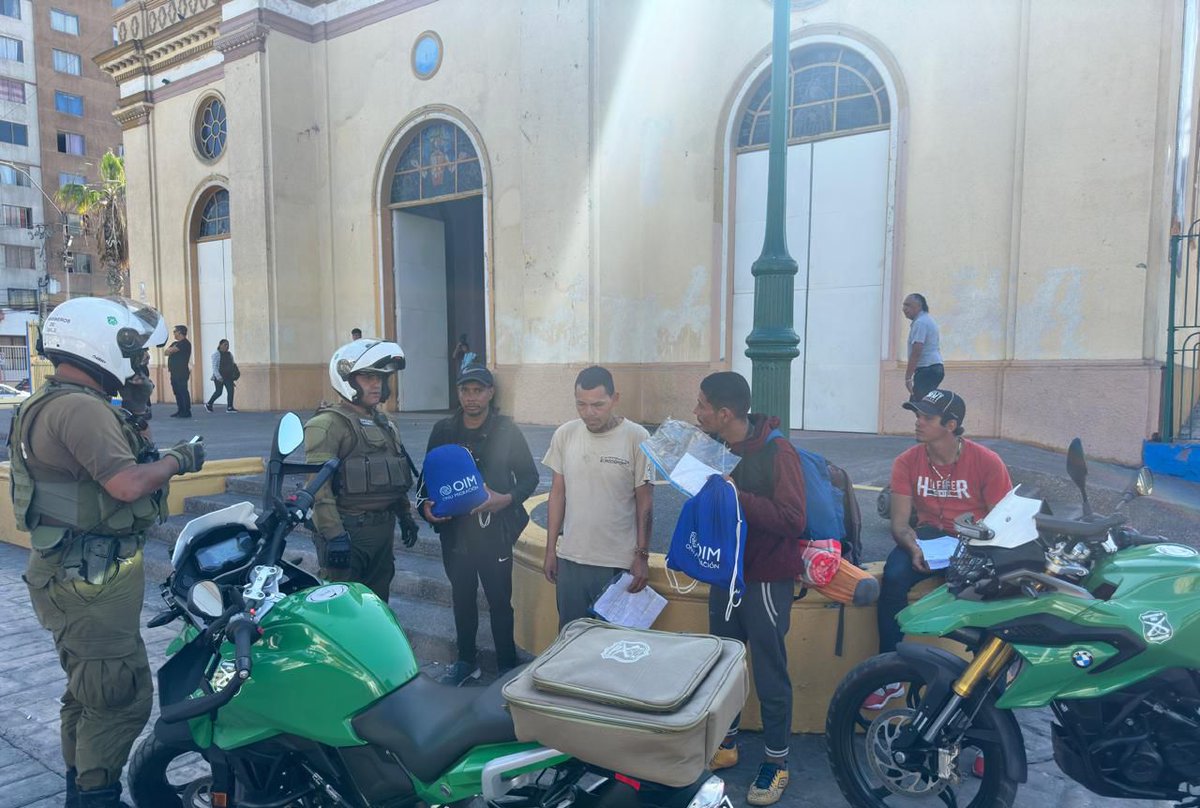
1140 610 1174 644
601 639 651 664
1071 649 1094 669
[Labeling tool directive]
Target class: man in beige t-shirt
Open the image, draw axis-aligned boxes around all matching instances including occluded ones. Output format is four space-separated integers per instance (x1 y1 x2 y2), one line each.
543 366 652 627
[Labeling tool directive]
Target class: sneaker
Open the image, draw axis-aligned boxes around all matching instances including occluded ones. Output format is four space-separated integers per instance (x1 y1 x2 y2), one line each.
863 682 906 711
438 661 481 687
227 408 240 413
746 762 789 806
204 402 213 412
709 741 738 771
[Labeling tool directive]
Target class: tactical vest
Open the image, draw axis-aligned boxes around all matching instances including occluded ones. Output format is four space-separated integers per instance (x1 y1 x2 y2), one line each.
313 403 413 508
9 380 164 548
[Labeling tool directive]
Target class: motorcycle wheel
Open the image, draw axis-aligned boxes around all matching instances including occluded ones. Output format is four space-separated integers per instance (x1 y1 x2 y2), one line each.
128 728 209 808
825 652 1019 808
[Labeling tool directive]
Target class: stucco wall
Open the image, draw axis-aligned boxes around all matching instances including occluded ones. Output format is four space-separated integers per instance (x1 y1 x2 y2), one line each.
114 0 1182 462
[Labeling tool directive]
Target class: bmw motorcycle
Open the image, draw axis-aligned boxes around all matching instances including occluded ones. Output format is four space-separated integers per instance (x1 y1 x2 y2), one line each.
129 413 730 808
825 438 1200 808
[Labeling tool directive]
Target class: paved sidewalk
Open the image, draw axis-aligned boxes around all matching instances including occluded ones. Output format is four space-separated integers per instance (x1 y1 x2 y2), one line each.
0 410 1193 807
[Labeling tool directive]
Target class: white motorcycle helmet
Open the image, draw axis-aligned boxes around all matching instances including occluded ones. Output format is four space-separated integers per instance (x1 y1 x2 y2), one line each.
40 297 169 393
328 339 406 404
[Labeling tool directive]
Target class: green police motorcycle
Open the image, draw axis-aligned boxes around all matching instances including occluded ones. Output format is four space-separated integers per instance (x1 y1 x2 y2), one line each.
128 413 730 808
825 439 1200 808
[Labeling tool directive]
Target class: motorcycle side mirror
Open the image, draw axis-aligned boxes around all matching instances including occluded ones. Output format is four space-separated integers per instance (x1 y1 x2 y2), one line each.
274 412 303 459
1066 438 1091 516
189 581 225 618
1134 467 1154 497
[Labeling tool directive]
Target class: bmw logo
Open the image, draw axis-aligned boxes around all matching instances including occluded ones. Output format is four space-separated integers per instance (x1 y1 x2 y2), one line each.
1072 649 1094 669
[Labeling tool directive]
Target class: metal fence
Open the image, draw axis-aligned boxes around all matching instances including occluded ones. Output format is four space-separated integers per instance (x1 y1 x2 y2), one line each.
0 343 28 385
1164 221 1200 440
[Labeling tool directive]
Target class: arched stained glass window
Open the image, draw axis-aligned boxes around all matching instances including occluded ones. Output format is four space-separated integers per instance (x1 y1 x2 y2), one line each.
737 44 889 150
389 121 482 205
197 189 230 238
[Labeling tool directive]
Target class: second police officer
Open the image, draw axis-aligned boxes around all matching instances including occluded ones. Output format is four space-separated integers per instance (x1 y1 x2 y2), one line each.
304 338 420 601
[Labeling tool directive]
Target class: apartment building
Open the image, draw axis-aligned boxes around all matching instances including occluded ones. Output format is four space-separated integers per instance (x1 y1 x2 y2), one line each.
33 1 121 301
0 0 44 318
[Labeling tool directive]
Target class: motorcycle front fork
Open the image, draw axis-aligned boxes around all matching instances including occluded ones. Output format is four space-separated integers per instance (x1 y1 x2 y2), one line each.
912 636 1014 743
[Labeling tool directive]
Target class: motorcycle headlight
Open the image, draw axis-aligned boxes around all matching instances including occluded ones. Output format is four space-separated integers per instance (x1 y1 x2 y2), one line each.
686 776 727 808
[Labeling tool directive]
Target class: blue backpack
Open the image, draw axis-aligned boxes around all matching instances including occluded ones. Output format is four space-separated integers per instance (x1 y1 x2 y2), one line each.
764 429 847 544
666 474 746 620
422 444 488 518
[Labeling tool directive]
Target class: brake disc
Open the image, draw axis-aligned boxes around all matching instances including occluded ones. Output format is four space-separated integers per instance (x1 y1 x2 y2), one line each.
864 708 949 797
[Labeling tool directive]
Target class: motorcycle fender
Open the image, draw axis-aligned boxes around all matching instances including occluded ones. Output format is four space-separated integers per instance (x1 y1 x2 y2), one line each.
895 643 1028 784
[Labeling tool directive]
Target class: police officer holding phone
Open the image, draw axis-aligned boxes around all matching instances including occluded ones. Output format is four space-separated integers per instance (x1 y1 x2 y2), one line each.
304 339 419 601
15 297 206 808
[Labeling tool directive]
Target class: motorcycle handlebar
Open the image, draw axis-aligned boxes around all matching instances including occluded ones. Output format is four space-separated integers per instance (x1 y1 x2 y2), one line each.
159 668 244 724
287 459 340 514
228 614 258 677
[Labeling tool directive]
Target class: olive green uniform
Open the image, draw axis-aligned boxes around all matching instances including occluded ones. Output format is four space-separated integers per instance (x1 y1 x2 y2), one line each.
13 378 165 793
304 402 414 600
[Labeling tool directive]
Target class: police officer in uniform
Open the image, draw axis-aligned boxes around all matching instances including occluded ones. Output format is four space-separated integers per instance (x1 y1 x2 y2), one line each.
15 298 206 808
304 339 419 601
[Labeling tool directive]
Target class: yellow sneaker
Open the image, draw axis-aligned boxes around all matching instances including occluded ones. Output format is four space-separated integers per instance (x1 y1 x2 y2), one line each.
746 762 789 806
708 742 738 771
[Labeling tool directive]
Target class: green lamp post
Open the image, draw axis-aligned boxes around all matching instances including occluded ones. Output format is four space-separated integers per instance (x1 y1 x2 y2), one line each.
745 0 800 431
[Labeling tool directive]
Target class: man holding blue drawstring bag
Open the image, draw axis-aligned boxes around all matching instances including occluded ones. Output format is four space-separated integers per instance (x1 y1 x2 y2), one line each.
418 366 538 686
693 372 807 807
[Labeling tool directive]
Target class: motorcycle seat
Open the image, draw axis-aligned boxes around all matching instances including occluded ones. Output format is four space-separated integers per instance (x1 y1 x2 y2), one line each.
351 666 523 782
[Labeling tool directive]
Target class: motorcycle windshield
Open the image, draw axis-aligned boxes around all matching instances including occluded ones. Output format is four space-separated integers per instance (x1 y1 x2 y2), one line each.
976 487 1042 549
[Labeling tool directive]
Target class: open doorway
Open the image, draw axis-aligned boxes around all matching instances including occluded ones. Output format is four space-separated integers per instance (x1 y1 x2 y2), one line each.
393 195 485 410
191 188 234 405
384 118 487 412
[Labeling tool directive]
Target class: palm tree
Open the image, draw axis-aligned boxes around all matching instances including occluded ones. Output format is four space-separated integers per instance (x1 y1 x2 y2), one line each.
54 149 128 295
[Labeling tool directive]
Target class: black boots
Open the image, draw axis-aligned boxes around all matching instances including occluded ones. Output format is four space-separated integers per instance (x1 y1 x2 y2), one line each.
64 767 77 808
77 783 132 807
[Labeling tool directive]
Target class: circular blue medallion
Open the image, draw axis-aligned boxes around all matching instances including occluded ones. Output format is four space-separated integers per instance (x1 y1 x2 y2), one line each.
412 31 442 80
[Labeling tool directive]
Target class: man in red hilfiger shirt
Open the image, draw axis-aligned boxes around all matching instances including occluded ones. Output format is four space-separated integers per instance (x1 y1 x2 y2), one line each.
867 389 1012 710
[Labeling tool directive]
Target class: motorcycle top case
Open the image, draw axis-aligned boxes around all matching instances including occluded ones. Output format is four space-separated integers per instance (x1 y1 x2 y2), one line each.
503 619 747 787
422 444 488 518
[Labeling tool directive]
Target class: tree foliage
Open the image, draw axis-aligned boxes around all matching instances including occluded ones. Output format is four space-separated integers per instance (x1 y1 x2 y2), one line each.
54 149 128 295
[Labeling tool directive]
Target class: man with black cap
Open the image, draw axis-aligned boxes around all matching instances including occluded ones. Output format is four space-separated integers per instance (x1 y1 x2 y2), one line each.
418 366 539 686
867 389 1011 709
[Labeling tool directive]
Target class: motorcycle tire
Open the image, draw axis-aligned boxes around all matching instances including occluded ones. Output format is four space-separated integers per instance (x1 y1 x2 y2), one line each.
825 652 1018 808
128 728 206 808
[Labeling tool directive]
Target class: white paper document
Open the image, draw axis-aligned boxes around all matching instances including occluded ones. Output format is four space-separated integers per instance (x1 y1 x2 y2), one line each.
669 452 723 496
591 573 668 629
916 536 960 570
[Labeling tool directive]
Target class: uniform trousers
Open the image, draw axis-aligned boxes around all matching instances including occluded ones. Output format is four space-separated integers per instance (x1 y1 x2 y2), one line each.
24 548 153 791
708 580 794 759
314 510 396 601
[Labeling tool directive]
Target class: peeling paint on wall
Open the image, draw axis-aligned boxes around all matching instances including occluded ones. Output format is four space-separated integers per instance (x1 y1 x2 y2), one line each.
937 265 1004 359
601 264 709 362
1016 266 1084 359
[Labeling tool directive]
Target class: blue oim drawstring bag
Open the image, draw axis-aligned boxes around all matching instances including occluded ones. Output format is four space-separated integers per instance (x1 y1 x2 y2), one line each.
666 474 746 620
422 444 488 518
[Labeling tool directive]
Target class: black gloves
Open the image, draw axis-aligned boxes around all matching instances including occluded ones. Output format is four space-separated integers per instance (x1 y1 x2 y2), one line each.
399 509 420 548
163 439 206 475
120 373 155 417
325 533 352 569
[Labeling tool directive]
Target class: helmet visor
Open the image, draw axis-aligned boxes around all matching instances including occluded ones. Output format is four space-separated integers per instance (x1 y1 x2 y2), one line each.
111 296 169 356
